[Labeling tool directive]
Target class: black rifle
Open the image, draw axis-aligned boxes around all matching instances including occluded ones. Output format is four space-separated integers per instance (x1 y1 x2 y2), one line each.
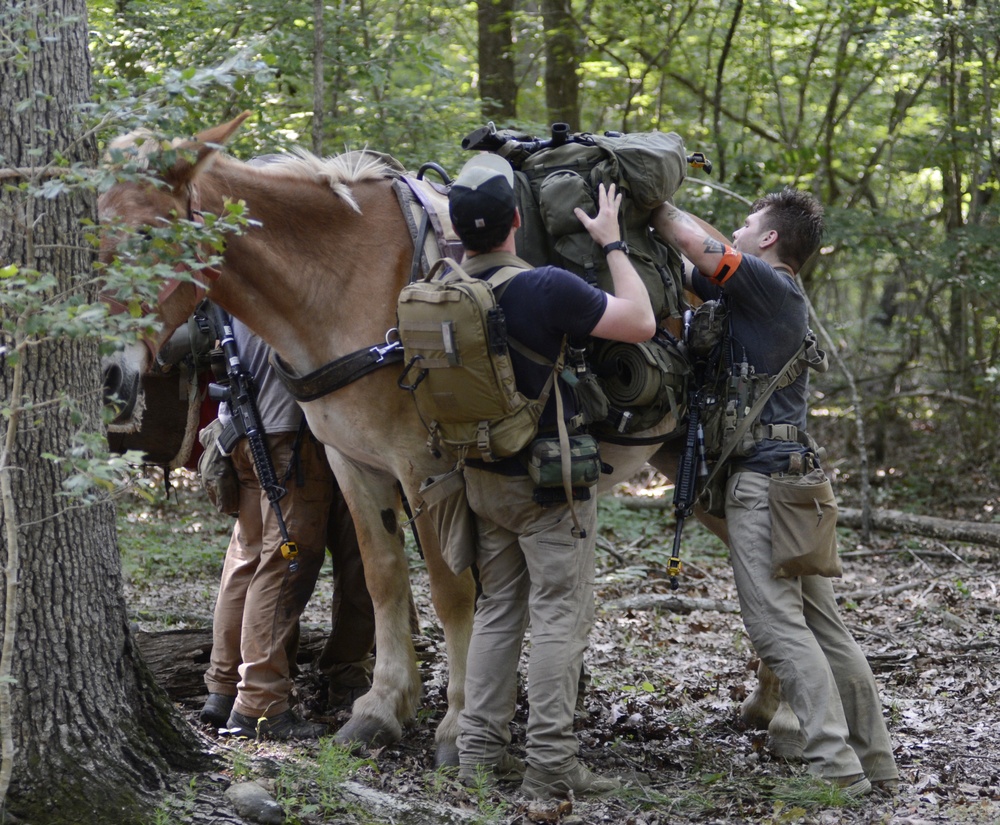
208 304 299 563
668 389 708 590
461 121 571 154
667 305 726 589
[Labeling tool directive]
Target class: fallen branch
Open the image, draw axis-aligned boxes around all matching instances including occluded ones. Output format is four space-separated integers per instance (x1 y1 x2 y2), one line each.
339 780 482 824
606 594 740 614
836 580 926 604
613 496 1000 550
135 627 328 699
838 508 1000 549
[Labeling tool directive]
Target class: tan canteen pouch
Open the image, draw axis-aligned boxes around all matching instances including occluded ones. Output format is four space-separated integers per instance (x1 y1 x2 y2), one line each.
417 466 477 576
768 468 842 578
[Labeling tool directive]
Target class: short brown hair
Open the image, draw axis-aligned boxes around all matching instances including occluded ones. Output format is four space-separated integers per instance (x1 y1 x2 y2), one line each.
750 188 824 272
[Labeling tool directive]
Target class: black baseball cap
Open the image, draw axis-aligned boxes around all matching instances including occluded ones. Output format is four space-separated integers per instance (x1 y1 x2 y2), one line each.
449 153 517 240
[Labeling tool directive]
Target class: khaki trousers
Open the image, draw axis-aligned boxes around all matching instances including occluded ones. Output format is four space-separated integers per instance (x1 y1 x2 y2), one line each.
204 431 331 718
725 470 898 783
458 468 597 774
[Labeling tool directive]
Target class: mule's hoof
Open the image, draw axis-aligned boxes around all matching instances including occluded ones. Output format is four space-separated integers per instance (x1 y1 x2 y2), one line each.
333 715 401 751
435 740 459 769
766 732 806 760
740 698 776 731
766 701 805 760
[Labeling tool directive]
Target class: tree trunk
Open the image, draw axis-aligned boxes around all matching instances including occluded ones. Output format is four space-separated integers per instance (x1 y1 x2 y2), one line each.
312 0 325 155
542 0 579 129
0 4 208 823
477 0 517 123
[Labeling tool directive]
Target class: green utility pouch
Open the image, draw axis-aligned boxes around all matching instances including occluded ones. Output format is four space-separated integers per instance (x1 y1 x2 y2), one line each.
527 434 602 489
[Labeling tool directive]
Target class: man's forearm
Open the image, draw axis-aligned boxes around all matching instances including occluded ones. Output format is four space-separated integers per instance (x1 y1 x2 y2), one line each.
606 250 651 310
653 202 732 277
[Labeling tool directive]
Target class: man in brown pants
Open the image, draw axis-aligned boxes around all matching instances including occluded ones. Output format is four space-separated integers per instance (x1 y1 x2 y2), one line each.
199 316 374 739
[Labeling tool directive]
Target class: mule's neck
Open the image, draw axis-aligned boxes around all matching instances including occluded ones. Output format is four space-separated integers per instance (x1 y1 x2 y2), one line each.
207 166 412 376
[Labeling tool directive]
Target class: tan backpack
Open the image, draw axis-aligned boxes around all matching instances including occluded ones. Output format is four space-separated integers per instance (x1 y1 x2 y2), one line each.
396 256 565 462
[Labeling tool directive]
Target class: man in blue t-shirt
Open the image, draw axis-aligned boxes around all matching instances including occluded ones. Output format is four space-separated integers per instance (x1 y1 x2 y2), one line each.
449 154 655 800
652 190 899 796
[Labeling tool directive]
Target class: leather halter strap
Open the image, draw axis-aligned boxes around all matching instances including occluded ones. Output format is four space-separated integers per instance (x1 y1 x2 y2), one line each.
157 183 223 309
270 339 404 403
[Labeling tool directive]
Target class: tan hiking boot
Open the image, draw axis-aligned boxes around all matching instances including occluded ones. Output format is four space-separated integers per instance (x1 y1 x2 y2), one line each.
872 778 900 796
521 762 621 800
458 751 526 787
830 773 872 797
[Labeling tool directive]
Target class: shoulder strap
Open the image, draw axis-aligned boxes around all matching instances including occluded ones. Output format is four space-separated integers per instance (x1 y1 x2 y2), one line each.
549 337 589 539
486 265 524 298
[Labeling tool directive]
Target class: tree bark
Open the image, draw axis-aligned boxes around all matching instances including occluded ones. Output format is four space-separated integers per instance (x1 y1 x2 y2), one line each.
477 0 517 123
542 0 579 129
0 3 208 823
312 0 325 155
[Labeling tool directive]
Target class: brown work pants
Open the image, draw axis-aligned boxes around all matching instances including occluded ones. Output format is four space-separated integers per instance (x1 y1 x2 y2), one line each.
204 431 332 718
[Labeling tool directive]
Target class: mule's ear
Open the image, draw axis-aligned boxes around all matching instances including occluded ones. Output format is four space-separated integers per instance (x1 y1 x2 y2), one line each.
166 111 253 191
194 110 253 150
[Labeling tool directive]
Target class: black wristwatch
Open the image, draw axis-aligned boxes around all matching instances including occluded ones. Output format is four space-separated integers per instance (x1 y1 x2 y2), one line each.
602 240 629 256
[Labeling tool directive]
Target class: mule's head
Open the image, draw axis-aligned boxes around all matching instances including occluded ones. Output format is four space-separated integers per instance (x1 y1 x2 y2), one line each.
98 111 253 334
98 112 251 423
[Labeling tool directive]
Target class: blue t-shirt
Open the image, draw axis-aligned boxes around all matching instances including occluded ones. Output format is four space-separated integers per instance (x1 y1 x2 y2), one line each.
693 254 810 474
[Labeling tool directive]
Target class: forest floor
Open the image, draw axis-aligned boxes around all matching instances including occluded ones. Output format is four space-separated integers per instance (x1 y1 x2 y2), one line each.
120 449 1000 825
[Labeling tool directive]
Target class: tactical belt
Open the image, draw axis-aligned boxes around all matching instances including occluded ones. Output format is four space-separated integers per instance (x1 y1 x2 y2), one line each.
752 422 812 446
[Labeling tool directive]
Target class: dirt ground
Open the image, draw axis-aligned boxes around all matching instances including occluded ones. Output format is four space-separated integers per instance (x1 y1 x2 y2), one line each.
123 467 1000 825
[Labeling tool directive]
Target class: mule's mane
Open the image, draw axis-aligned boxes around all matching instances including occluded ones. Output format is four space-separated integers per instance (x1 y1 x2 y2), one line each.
106 129 401 213
246 149 400 213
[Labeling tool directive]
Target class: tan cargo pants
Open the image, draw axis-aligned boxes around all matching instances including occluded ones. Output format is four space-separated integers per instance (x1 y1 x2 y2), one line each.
725 470 899 783
458 468 598 774
204 431 332 718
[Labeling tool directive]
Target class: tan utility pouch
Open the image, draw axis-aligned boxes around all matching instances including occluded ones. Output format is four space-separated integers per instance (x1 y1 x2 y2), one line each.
197 418 240 517
768 467 841 578
417 466 477 576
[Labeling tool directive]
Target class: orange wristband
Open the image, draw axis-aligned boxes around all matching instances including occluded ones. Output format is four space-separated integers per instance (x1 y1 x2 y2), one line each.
710 246 743 285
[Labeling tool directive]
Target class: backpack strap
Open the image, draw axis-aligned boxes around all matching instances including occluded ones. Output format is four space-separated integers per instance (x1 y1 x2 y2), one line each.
700 333 813 494
485 265 524 295
549 337 589 538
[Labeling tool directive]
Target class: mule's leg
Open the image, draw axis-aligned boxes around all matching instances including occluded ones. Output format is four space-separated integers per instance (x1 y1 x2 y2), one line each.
326 453 420 748
410 510 476 767
742 659 805 759
741 658 780 729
